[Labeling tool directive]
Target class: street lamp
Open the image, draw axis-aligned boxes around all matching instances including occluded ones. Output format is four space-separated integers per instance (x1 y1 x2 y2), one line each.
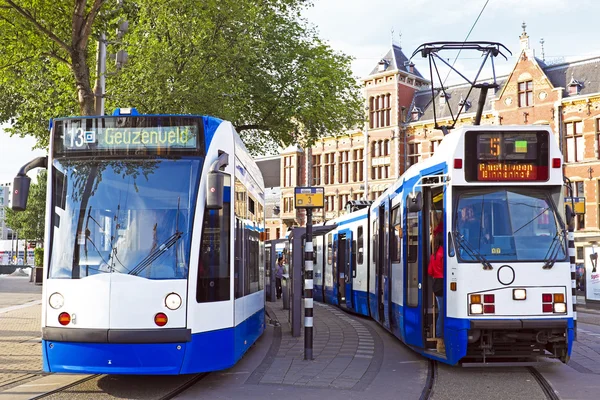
364 105 369 200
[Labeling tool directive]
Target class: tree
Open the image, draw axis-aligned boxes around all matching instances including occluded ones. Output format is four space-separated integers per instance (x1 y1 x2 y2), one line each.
0 0 121 148
4 170 47 243
0 1 363 152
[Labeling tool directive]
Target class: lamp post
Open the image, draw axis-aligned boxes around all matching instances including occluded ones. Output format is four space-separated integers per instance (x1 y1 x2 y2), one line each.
364 105 369 200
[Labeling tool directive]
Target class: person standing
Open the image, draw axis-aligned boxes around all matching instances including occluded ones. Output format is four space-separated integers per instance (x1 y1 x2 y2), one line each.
275 257 285 299
428 232 444 350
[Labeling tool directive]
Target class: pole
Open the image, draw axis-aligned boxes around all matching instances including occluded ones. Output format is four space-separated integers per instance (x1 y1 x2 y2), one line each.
304 208 314 360
364 115 369 200
568 218 577 340
94 32 106 116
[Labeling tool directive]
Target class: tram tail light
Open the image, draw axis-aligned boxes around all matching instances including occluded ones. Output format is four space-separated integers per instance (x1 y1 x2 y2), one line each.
554 303 567 313
450 282 457 291
454 159 463 169
154 313 168 327
58 312 71 326
470 304 483 314
553 293 565 303
470 294 481 304
483 304 495 314
483 294 495 303
542 303 553 313
542 293 552 303
552 158 561 168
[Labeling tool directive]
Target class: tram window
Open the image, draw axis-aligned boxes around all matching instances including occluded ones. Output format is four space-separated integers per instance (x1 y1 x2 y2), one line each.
406 212 419 307
197 202 231 303
327 234 333 265
248 197 255 215
357 226 364 264
391 206 402 263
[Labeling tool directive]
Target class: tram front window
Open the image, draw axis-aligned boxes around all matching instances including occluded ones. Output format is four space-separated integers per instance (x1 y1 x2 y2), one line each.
49 159 201 279
454 188 566 262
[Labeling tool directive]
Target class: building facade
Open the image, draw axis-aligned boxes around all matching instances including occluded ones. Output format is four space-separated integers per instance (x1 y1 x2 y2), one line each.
0 183 12 240
271 27 600 253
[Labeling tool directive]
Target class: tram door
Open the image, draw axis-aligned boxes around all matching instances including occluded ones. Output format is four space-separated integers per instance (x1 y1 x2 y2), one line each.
336 230 354 309
375 202 391 329
404 192 423 348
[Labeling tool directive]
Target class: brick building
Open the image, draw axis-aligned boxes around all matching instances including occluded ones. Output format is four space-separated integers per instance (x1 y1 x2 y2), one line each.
268 26 600 252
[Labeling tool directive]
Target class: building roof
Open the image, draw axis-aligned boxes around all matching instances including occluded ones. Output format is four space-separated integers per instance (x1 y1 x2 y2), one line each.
368 44 424 79
265 187 281 218
412 77 507 123
543 56 600 97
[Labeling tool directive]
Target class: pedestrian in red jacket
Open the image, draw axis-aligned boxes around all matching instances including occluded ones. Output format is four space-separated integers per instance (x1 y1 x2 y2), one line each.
428 232 444 339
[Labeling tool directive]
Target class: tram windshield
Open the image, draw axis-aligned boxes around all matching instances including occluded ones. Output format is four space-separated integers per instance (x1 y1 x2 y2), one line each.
453 188 566 263
49 158 201 279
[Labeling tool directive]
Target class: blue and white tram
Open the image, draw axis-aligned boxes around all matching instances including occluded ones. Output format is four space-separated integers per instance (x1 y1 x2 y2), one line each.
317 125 573 365
12 109 266 374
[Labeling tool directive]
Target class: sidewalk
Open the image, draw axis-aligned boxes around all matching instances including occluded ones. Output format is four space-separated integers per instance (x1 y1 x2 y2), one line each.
178 297 428 399
0 276 44 393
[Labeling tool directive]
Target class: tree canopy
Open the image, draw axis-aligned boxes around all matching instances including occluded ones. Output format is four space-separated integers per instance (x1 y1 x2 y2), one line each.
0 0 363 153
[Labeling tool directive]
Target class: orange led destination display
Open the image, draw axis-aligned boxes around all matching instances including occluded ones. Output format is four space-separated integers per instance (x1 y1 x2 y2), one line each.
478 162 541 181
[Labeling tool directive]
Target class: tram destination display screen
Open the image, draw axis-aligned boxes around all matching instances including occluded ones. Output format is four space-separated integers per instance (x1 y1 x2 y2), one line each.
464 130 549 182
53 116 204 156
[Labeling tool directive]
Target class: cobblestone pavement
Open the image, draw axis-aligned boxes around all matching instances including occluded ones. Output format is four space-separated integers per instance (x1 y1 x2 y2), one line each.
0 276 44 393
250 301 383 390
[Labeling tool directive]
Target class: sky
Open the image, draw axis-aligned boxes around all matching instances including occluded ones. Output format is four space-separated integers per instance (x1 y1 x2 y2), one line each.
1 0 599 183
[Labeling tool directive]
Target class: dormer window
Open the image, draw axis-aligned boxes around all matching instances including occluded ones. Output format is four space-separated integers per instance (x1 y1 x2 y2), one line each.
458 97 471 111
439 92 450 106
411 106 421 121
568 75 582 95
378 59 388 72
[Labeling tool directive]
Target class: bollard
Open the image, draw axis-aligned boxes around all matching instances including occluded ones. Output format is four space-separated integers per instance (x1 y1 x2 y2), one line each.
568 221 577 340
304 209 314 360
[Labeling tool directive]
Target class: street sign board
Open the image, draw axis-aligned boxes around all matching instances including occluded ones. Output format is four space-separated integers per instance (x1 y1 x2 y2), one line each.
565 197 585 215
294 187 324 209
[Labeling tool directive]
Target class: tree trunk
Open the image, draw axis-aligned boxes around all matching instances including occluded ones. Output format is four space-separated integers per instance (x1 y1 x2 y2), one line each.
71 49 96 116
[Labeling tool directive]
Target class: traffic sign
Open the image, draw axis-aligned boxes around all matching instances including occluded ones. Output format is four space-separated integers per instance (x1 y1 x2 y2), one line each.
565 197 585 215
294 187 324 209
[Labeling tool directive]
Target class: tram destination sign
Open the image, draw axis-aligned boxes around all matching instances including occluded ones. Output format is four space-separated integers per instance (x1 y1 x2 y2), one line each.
464 130 549 182
294 187 324 209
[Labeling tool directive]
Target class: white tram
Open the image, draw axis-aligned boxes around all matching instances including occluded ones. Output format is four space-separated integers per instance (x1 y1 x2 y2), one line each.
315 125 573 365
12 109 266 374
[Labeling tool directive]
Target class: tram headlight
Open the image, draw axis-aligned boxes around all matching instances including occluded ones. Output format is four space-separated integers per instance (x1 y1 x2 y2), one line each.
165 293 182 310
49 293 64 309
470 303 483 314
513 289 527 300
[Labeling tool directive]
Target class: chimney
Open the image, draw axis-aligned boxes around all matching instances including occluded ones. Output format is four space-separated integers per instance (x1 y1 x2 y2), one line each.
408 62 415 74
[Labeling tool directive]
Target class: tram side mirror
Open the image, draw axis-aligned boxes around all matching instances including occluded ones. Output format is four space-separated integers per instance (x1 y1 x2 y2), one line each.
206 172 224 210
407 192 423 212
12 175 32 211
565 204 575 227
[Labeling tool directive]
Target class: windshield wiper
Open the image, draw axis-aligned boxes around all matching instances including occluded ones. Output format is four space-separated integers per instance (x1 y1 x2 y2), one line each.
128 231 183 276
453 231 493 270
543 231 565 270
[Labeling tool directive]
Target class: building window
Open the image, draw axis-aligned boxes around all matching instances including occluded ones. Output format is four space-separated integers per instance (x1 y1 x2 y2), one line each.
408 142 421 166
565 121 584 163
283 197 294 213
353 148 364 182
518 80 533 107
312 154 322 185
325 195 335 212
339 193 350 211
283 156 294 186
276 227 280 239
431 139 442 155
369 94 392 129
323 153 335 184
338 151 350 183
596 118 600 159
573 181 585 230
265 228 270 239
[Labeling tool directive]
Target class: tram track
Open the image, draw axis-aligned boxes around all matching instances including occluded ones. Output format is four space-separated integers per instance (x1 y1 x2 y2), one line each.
30 372 208 399
528 367 560 400
420 360 437 400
